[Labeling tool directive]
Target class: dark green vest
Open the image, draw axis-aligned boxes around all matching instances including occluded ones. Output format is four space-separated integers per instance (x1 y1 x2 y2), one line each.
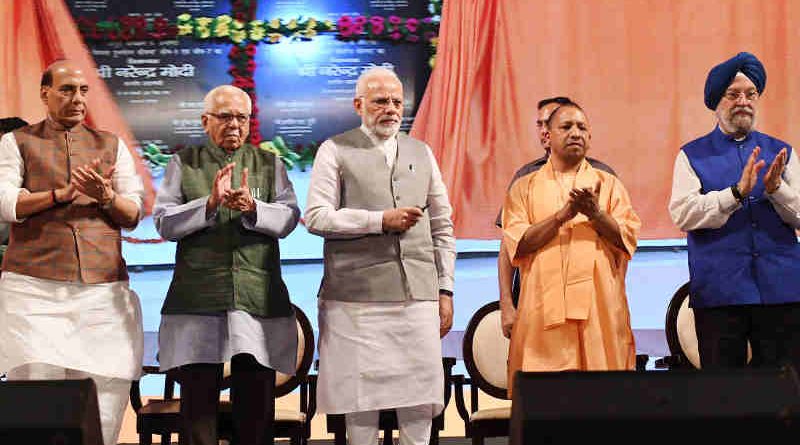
161 143 292 318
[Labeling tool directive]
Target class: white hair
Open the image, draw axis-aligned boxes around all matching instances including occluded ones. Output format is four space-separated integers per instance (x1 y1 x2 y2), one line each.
203 85 252 113
355 67 401 98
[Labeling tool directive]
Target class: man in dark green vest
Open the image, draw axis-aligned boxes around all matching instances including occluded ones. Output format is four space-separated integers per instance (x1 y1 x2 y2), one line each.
153 85 300 445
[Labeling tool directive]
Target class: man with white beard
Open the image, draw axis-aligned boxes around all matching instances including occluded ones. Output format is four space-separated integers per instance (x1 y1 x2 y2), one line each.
305 67 456 445
670 52 800 370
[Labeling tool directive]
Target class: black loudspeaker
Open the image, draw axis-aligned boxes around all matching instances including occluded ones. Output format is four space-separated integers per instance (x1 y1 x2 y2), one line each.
510 367 800 445
0 378 103 445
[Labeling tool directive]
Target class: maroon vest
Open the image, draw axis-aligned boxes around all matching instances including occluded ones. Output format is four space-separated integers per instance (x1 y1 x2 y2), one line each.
2 120 128 283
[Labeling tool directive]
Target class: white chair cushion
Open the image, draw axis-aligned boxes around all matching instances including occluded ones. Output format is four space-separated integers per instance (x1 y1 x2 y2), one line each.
469 406 511 422
277 319 306 386
676 297 701 368
471 310 510 390
222 318 305 385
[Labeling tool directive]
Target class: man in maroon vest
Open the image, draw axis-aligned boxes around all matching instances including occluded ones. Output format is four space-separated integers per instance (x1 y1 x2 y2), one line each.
0 60 145 445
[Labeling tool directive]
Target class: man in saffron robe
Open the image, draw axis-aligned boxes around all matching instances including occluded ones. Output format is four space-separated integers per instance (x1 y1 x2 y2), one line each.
502 101 640 395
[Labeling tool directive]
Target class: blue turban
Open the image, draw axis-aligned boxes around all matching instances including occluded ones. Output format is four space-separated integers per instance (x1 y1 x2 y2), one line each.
704 52 766 110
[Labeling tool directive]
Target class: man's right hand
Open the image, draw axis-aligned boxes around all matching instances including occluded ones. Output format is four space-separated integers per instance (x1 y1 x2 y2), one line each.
382 206 423 232
53 184 79 204
207 162 235 213
500 302 517 339
737 146 766 197
555 197 578 225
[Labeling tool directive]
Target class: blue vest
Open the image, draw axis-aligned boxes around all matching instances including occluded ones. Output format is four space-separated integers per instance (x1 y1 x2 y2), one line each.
683 127 800 308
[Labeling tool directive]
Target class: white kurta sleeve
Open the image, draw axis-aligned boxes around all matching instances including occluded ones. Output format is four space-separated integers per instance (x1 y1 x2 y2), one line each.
765 147 800 228
669 150 740 231
424 146 456 292
240 155 300 238
0 133 26 223
153 155 216 241
114 139 145 225
304 139 384 238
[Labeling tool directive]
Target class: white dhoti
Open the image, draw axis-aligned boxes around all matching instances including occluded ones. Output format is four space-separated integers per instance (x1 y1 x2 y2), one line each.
0 271 144 445
316 299 444 416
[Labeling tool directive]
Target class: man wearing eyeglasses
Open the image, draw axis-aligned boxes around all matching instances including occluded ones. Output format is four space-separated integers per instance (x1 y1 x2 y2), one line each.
497 96 616 339
153 85 300 445
669 52 800 370
306 67 455 445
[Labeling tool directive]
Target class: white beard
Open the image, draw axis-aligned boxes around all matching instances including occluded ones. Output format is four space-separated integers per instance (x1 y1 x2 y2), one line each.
372 121 400 139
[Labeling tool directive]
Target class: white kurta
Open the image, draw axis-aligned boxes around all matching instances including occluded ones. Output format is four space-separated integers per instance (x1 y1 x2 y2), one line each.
0 131 145 380
0 272 144 380
306 126 456 415
316 299 444 415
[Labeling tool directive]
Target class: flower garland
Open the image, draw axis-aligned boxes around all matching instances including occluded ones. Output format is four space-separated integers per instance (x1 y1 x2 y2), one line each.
75 1 442 150
335 15 437 43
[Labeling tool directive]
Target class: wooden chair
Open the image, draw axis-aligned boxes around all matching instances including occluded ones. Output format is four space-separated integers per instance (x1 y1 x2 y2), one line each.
130 303 317 445
664 281 751 369
452 301 511 445
324 357 456 445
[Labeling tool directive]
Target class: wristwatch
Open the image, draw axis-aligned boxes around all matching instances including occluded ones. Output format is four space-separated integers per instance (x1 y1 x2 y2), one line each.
730 184 745 204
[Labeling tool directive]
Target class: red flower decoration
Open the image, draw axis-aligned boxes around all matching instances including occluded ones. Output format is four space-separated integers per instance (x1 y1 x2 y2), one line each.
339 24 353 38
354 16 367 25
245 43 257 56
388 15 402 25
369 16 385 26
371 23 385 35
390 31 402 41
352 24 364 34
405 34 420 43
337 16 353 27
405 18 419 33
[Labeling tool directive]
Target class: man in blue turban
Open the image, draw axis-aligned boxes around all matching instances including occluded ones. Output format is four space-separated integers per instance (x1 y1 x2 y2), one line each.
669 52 800 369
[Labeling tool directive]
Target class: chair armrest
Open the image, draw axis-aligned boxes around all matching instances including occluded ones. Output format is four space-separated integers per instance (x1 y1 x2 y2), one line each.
129 380 143 413
452 374 471 423
442 357 456 409
307 374 318 423
635 354 649 371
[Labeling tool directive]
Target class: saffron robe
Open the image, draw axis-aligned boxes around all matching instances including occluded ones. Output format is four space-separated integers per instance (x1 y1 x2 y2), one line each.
502 159 640 396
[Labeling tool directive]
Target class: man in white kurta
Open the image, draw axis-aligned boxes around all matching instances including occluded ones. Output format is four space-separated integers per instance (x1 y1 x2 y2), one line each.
0 61 144 445
305 67 456 445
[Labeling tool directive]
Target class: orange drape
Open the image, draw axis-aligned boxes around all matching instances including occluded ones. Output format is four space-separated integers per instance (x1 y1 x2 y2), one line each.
412 0 800 240
0 0 155 213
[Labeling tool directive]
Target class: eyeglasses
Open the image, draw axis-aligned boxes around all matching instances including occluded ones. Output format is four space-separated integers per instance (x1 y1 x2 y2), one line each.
360 96 403 110
723 90 758 102
206 112 251 125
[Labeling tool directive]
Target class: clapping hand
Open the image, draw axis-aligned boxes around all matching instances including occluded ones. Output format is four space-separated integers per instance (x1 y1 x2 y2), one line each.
223 167 256 213
71 158 115 204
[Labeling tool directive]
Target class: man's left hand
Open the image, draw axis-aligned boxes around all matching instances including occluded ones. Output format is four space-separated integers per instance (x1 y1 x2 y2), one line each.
570 182 601 219
223 167 256 212
71 158 115 204
439 293 453 338
764 147 787 194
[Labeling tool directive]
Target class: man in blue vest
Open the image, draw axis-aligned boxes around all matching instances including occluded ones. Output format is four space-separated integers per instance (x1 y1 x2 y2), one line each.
669 52 800 369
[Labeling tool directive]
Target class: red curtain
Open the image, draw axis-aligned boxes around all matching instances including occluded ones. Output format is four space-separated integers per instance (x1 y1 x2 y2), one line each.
412 0 800 240
0 0 155 213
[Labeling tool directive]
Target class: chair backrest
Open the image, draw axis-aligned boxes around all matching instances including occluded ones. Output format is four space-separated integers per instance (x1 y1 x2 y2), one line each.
274 303 315 397
462 301 510 400
665 282 750 369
